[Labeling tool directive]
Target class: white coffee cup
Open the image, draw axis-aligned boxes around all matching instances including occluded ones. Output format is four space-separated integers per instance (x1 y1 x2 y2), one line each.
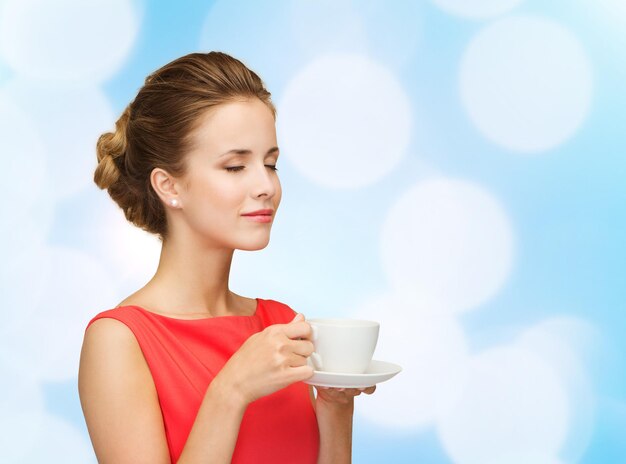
307 319 380 374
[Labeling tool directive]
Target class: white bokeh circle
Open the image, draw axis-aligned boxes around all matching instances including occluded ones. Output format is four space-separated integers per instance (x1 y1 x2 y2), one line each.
278 53 412 189
0 246 118 381
436 346 570 464
460 16 593 153
0 0 139 82
350 293 469 428
381 178 514 313
1 79 115 200
430 0 524 20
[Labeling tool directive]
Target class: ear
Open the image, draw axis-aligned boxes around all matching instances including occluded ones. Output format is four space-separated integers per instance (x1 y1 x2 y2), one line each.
150 167 182 208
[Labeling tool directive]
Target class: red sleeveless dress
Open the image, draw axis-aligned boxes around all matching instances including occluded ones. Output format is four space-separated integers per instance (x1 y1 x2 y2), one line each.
86 298 319 463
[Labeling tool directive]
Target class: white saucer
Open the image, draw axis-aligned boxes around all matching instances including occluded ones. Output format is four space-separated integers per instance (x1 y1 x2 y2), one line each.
303 360 402 388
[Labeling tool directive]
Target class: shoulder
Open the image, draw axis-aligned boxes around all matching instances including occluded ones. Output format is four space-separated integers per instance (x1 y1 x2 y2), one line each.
80 305 159 379
84 305 145 335
83 315 137 350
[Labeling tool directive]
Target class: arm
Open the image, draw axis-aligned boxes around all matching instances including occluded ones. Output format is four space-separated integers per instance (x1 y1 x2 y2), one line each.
176 377 247 463
311 386 377 464
315 390 354 464
78 319 172 463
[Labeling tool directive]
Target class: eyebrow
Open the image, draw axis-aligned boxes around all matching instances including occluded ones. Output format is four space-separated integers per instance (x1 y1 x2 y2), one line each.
218 146 280 158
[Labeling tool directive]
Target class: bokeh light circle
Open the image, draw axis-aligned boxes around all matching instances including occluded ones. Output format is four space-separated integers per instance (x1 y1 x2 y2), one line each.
278 53 412 189
460 16 593 153
351 293 469 428
381 178 514 313
437 346 569 464
0 0 139 82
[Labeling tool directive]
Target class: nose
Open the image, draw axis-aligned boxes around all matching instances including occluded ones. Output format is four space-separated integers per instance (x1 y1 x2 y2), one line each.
251 163 278 199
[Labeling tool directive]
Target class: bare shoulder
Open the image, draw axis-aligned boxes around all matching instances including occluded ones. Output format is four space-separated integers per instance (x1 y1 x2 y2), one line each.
80 318 145 370
79 318 170 464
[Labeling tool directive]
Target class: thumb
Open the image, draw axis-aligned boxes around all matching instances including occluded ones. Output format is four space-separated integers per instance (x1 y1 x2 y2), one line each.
291 312 305 322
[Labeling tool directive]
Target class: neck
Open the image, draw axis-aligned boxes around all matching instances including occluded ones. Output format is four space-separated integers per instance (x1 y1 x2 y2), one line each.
143 228 239 317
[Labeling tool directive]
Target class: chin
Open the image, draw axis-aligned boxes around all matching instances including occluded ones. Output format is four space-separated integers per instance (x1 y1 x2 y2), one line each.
236 238 271 252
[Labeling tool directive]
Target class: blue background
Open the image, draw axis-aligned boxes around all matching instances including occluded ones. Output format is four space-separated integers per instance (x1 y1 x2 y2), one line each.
0 0 624 462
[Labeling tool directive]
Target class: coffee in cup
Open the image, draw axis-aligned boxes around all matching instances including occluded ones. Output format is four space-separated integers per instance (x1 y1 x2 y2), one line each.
307 319 380 374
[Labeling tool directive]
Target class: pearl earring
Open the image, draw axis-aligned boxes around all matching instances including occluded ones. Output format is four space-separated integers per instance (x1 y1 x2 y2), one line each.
170 199 179 208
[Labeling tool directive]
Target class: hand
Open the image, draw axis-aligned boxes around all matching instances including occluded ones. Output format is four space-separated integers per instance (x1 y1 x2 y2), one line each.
214 313 315 405
315 385 377 407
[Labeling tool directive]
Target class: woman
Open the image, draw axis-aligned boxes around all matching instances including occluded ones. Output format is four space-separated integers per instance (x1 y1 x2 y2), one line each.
78 51 375 464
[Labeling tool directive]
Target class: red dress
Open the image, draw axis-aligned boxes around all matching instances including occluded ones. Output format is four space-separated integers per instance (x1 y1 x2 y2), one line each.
85 298 320 463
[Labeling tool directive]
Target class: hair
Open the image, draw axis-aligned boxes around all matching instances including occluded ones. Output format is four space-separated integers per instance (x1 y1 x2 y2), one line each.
93 51 276 240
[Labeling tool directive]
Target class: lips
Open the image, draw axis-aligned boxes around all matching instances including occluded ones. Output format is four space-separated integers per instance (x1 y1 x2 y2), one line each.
242 209 274 216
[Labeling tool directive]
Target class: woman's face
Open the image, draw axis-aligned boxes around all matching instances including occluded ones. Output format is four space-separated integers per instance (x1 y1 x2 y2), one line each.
175 97 282 250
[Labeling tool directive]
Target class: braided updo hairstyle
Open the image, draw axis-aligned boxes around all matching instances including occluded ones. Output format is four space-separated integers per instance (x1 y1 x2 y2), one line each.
94 52 276 240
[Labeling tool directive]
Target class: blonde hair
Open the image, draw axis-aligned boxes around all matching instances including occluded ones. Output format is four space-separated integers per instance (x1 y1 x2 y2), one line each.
94 52 276 240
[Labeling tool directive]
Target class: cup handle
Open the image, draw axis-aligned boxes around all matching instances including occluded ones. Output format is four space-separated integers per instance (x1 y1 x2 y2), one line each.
309 352 323 371
308 325 323 370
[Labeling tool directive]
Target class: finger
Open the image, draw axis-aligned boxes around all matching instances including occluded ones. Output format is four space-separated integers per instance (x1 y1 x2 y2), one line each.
291 312 305 323
288 339 314 357
289 364 314 382
287 352 309 367
362 386 376 394
283 321 313 340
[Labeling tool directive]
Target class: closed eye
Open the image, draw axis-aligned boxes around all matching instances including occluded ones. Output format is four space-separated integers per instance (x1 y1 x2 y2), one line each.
226 165 278 173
